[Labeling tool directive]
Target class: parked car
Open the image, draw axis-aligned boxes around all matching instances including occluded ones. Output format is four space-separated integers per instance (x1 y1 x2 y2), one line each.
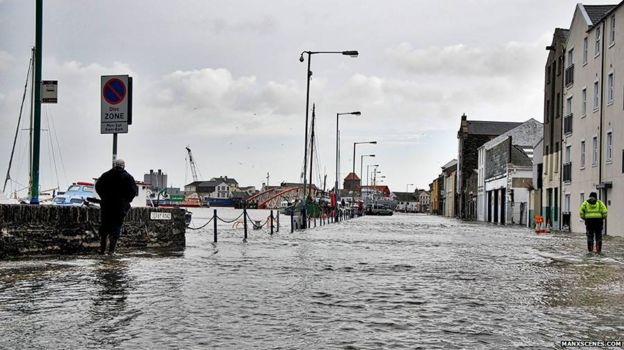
52 182 99 206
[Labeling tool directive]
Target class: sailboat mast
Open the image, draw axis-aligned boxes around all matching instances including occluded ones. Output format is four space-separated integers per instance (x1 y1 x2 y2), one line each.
308 104 316 197
30 0 43 204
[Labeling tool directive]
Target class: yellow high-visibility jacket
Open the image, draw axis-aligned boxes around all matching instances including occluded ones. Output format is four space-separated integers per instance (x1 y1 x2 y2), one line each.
579 199 608 219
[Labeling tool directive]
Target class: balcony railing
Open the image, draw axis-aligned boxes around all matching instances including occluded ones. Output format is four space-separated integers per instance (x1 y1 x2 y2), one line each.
564 113 573 134
563 162 572 182
565 64 574 86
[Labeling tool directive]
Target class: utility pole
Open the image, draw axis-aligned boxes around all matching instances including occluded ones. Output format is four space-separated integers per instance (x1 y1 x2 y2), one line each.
30 0 43 204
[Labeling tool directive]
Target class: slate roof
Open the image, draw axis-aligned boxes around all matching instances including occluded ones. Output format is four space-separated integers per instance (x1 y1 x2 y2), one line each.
466 121 523 136
211 176 238 185
393 192 418 202
584 4 617 25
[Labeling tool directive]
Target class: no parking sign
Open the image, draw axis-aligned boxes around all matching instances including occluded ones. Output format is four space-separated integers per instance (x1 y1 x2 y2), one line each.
101 75 133 134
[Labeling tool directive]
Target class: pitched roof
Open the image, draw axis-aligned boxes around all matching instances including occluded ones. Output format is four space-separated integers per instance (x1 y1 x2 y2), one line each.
584 4 617 25
210 176 238 185
392 192 418 202
480 118 543 150
344 172 360 181
466 121 523 135
441 159 457 170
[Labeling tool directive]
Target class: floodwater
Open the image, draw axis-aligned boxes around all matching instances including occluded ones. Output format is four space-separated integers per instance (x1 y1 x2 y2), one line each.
1 208 624 349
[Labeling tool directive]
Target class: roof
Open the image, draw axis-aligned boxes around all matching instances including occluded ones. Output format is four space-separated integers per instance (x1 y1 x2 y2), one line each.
441 159 457 170
344 172 360 181
392 192 418 202
584 4 617 25
480 118 543 150
466 121 523 136
210 176 238 185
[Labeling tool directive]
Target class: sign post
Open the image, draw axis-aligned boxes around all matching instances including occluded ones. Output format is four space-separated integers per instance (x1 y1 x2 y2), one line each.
101 75 132 161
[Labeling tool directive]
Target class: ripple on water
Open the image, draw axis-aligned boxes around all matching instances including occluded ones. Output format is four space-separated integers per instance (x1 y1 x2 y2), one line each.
1 211 624 348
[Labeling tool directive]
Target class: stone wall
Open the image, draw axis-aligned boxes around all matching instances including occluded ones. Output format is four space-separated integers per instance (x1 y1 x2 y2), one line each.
0 204 186 259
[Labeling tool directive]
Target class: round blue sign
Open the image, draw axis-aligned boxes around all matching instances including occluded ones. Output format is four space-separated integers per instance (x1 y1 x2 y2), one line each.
103 78 126 105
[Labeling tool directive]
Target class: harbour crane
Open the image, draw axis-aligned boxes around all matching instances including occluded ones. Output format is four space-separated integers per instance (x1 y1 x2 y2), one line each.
185 146 201 182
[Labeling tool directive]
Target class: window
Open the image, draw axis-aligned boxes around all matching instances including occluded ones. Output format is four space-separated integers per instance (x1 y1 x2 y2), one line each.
564 194 571 213
610 15 615 45
583 37 588 64
582 88 587 115
566 96 573 115
581 140 586 168
567 49 574 67
592 136 598 166
608 72 614 104
595 25 601 56
565 145 571 163
580 192 585 204
555 142 560 172
594 81 600 111
545 145 549 174
546 99 550 123
607 131 613 162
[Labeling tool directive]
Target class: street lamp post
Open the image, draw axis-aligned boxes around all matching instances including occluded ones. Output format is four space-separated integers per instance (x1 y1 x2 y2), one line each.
300 50 358 229
335 111 361 202
366 164 379 201
360 154 375 192
353 141 376 181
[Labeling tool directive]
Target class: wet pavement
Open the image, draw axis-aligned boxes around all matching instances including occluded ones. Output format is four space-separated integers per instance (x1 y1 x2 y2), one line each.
1 209 623 349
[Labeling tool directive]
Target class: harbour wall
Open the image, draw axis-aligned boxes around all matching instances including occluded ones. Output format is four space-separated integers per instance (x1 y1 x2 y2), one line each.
0 204 186 259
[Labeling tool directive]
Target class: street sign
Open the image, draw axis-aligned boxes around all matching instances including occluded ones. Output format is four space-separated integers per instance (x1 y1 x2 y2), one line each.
150 212 172 221
101 75 132 134
41 80 57 103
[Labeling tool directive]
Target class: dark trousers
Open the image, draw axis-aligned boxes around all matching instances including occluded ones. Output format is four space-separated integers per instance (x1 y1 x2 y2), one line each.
585 218 603 243
100 224 122 254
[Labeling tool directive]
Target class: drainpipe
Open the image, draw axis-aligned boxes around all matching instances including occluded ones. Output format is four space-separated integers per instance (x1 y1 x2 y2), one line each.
599 21 606 234
558 41 564 232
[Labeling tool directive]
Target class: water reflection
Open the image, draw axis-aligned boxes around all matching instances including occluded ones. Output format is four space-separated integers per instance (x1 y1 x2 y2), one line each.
88 258 133 348
1 210 623 349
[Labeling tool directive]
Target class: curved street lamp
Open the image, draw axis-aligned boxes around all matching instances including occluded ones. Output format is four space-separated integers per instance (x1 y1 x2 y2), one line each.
335 111 361 200
353 141 377 180
299 50 359 228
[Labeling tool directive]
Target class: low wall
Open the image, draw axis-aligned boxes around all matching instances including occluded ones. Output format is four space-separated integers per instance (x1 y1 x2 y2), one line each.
0 204 186 259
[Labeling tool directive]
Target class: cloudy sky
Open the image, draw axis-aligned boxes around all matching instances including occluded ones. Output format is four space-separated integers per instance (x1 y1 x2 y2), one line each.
0 0 614 196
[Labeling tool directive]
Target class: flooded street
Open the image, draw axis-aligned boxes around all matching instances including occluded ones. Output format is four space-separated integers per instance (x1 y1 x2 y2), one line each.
1 209 624 349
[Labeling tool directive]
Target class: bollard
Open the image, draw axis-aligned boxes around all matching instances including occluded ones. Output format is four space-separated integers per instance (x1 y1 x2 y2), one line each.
314 217 317 227
276 211 280 233
243 208 248 242
291 211 294 233
213 209 218 243
270 210 274 235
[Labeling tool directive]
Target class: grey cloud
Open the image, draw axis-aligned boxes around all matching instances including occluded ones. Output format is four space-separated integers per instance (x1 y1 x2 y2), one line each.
211 15 277 35
387 34 550 78
0 50 13 71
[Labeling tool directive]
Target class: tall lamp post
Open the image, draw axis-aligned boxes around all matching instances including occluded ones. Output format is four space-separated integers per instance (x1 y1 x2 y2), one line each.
360 154 375 192
353 141 376 180
300 50 358 229
366 164 379 200
335 111 361 200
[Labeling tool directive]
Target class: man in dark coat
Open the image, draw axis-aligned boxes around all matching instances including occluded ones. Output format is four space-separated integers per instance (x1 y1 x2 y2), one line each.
95 159 138 255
